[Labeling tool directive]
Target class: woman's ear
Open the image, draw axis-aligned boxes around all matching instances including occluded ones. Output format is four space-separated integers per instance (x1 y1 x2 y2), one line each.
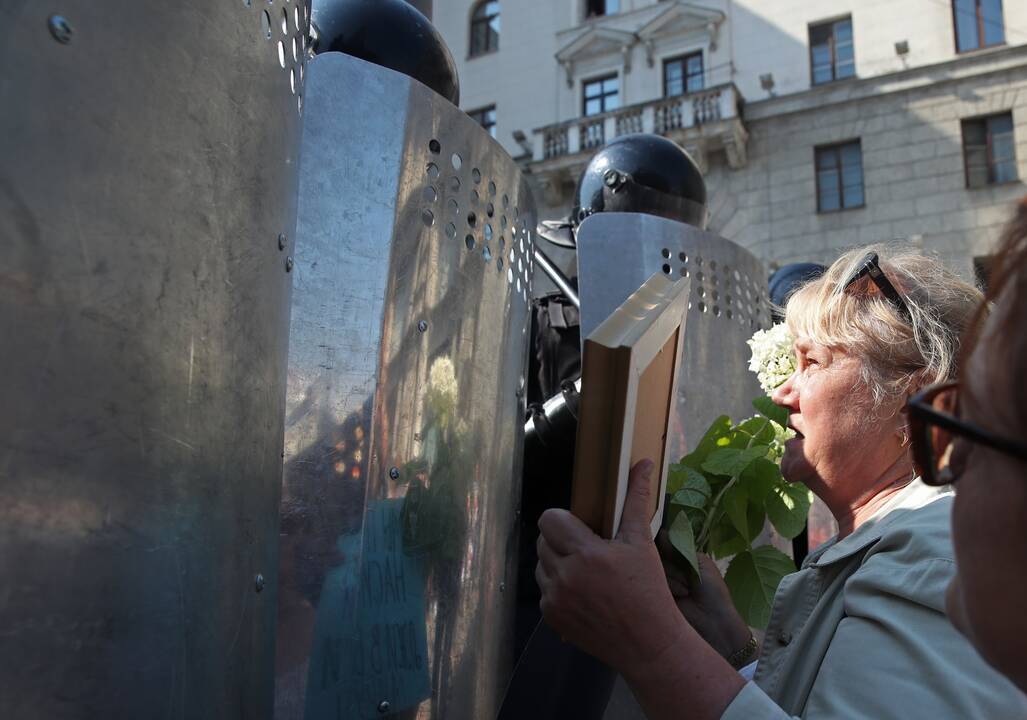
891 392 913 447
896 420 911 448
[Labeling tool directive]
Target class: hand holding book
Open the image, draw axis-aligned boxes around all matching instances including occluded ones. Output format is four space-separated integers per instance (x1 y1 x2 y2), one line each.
537 459 684 669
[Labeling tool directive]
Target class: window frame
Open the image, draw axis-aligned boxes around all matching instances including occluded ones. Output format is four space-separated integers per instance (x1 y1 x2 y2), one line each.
951 0 1005 54
808 16 856 86
961 111 1018 188
585 0 619 20
469 0 500 58
468 104 497 138
814 139 866 214
662 51 705 98
581 73 620 117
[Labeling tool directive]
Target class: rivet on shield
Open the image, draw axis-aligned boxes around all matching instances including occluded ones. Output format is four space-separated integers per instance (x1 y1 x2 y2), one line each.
378 700 391 714
254 574 265 593
285 256 294 272
48 14 73 44
389 467 400 480
417 320 428 333
278 233 287 251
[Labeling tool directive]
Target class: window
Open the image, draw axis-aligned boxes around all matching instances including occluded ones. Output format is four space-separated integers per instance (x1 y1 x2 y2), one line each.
468 105 496 138
952 0 1004 53
663 52 704 97
586 0 619 19
470 1 499 57
809 17 855 85
582 74 619 116
962 112 1017 187
815 140 864 212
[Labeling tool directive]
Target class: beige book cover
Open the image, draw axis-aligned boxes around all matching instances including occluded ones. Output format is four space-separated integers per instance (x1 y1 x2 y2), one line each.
571 272 689 539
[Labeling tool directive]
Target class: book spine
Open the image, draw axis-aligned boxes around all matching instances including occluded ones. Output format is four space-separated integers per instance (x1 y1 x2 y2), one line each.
571 341 614 535
600 346 632 539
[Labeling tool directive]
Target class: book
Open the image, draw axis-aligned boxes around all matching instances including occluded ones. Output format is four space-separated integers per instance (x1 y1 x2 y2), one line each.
571 272 689 539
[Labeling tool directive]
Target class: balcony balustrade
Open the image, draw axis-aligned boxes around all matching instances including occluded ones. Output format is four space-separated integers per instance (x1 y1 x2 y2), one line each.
534 83 747 171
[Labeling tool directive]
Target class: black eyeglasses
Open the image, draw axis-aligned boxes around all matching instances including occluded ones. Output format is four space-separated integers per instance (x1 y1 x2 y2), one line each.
842 252 911 319
907 381 1027 485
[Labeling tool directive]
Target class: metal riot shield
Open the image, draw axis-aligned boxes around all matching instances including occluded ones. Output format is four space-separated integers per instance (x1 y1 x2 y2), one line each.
0 2 306 718
575 213 771 458
275 53 535 720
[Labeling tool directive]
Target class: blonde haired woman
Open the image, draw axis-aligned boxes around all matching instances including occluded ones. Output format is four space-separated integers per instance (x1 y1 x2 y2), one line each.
534 246 1027 719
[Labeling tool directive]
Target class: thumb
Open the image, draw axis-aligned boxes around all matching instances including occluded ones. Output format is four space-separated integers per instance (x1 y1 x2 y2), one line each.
617 459 655 542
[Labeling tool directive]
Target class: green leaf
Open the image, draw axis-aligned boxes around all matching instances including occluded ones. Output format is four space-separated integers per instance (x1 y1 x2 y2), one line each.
722 484 751 540
707 518 748 559
670 470 711 509
748 499 766 541
765 482 814 540
752 396 789 430
679 415 733 471
739 457 781 504
667 463 710 498
724 546 796 629
701 446 770 478
736 416 776 446
669 511 700 576
685 505 705 537
662 500 684 530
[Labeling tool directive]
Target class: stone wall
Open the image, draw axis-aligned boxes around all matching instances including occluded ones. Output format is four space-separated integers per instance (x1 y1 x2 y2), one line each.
705 46 1027 278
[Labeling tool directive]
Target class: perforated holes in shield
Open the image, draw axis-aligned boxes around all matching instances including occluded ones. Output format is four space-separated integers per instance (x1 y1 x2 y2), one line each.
431 143 528 308
254 0 308 114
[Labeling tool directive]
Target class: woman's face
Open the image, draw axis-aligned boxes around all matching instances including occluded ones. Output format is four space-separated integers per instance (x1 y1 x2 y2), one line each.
946 289 1027 692
771 337 902 493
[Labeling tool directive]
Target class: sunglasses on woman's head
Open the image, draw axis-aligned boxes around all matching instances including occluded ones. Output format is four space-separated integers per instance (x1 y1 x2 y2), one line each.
842 252 911 319
907 381 1027 486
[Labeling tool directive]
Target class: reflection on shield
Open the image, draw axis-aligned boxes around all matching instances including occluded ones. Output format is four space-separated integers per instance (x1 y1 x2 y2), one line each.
275 53 535 720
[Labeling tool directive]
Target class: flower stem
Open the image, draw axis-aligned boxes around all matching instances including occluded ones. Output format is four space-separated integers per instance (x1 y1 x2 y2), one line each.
696 423 767 550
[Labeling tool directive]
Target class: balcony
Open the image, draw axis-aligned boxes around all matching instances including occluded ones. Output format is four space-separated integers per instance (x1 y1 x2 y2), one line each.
529 83 749 205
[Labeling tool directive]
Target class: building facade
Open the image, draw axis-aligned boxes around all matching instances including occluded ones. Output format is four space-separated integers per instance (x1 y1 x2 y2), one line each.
434 0 1027 283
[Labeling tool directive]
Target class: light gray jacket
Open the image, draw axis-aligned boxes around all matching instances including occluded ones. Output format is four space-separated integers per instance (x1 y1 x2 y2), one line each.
722 480 1027 719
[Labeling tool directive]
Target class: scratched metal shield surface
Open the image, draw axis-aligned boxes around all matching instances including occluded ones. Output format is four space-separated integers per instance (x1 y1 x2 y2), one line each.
0 1 305 718
274 53 535 720
576 213 770 460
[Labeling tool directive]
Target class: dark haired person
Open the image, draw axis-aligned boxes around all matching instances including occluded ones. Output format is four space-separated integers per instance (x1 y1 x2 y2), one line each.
909 196 1027 694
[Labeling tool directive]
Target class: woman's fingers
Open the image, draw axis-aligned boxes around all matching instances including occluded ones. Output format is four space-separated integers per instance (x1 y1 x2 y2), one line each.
536 534 560 578
665 564 692 598
538 507 594 556
616 459 655 542
535 556 550 593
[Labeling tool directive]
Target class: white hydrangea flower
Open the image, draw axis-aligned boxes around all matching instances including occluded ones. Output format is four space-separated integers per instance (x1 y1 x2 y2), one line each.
747 323 796 395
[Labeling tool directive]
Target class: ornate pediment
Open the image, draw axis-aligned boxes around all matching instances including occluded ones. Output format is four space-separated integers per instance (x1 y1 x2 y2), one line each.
554 3 726 85
638 2 725 64
556 26 638 86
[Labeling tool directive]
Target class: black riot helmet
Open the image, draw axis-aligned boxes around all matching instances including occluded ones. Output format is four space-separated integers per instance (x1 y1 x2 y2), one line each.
768 262 826 320
311 0 460 105
540 134 708 247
